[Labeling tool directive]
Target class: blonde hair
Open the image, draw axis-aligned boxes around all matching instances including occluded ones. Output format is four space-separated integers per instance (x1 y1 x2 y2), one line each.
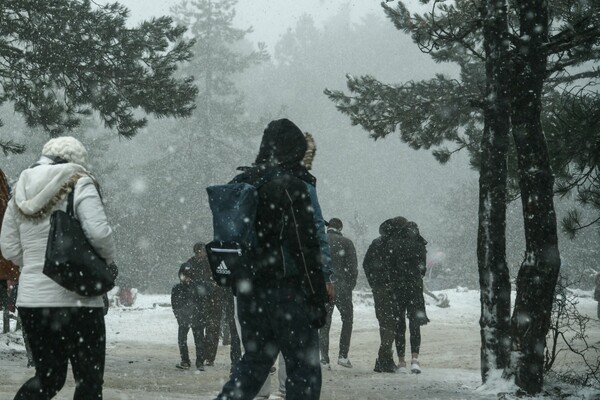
302 132 316 170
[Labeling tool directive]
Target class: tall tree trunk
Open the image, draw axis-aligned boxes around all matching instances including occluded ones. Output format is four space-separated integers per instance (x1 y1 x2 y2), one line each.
510 0 561 394
478 0 512 383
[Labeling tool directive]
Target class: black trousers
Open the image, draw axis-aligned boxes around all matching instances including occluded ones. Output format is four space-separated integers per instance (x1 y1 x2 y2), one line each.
396 300 421 359
223 293 242 365
15 307 106 400
178 320 206 368
319 288 353 362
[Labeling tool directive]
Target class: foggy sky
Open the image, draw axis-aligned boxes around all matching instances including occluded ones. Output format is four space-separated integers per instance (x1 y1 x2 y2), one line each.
119 0 384 50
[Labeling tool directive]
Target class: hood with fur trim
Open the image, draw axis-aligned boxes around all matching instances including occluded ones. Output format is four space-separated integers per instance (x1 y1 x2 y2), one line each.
13 157 87 219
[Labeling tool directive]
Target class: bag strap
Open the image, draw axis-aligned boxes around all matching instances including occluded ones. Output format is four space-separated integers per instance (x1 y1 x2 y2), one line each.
66 188 76 218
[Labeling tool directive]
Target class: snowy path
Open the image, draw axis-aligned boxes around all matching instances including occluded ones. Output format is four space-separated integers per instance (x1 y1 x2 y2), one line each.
1 290 598 399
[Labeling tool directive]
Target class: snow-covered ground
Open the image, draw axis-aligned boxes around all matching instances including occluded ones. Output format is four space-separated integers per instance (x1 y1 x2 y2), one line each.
1 289 599 399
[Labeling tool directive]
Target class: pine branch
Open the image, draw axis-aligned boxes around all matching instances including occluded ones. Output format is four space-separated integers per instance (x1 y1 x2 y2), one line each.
0 139 26 155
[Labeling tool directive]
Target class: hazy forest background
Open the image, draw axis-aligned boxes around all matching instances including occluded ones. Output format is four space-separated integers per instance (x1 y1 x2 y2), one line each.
1 3 597 293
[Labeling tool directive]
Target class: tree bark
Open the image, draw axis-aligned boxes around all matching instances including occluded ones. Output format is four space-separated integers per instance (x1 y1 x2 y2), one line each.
510 0 561 394
478 0 512 383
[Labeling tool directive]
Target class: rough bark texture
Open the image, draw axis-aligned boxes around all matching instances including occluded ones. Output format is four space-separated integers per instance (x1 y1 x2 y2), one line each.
478 0 512 383
510 0 561 394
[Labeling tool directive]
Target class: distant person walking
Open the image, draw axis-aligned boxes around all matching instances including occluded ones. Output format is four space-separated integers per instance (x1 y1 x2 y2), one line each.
363 217 429 374
363 218 399 373
319 217 358 369
204 284 241 369
1 137 116 399
387 218 428 374
172 242 213 371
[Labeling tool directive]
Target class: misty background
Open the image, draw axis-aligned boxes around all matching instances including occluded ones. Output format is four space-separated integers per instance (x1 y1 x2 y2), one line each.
1 0 596 292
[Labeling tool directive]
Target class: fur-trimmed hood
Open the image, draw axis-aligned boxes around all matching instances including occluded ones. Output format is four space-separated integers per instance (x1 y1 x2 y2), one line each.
13 156 87 219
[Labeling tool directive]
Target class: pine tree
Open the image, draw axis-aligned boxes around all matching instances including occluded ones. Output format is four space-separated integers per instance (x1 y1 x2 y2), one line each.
109 0 269 287
325 0 600 394
170 0 268 147
0 0 198 152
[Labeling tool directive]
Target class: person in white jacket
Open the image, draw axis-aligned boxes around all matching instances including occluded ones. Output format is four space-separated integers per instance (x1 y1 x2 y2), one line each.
0 136 116 400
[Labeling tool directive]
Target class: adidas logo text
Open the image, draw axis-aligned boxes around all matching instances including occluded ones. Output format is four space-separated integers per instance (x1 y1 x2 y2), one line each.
216 261 231 275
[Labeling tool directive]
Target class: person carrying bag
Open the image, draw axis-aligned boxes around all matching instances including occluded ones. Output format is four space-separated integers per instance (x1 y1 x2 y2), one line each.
0 136 116 400
44 177 117 296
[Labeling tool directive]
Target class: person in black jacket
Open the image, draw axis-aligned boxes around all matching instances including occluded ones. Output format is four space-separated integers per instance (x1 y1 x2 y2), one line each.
319 217 358 368
363 217 428 374
214 119 334 400
172 244 211 371
388 219 429 374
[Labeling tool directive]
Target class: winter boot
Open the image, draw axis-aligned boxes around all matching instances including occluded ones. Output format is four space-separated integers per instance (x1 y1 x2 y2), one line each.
176 360 191 370
374 357 397 373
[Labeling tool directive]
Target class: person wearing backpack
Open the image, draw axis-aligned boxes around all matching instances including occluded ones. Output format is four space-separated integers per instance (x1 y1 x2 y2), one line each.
213 119 334 400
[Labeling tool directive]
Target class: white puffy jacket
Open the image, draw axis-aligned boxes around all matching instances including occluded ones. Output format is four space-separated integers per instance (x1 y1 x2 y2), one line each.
0 157 116 308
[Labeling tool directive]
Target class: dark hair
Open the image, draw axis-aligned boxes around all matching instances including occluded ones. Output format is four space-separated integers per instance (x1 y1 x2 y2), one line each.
328 218 343 231
193 242 205 253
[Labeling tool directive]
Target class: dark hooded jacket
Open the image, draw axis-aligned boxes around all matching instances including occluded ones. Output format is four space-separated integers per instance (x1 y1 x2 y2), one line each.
378 218 427 297
364 217 428 324
231 119 328 305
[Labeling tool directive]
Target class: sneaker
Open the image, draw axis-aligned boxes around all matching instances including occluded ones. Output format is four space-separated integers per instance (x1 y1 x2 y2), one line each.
411 359 421 374
320 359 331 370
337 357 353 368
396 360 408 374
197 364 205 371
176 361 191 370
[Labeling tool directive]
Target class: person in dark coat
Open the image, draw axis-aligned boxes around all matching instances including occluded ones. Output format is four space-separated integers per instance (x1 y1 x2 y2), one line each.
204 284 241 368
363 217 429 373
319 217 358 368
214 118 334 400
363 219 400 373
385 218 429 374
172 243 212 371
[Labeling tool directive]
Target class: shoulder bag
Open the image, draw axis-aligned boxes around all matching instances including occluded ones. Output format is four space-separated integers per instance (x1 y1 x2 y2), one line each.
43 185 117 296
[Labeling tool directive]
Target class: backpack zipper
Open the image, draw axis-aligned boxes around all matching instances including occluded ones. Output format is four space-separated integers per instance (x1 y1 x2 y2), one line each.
210 247 242 256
